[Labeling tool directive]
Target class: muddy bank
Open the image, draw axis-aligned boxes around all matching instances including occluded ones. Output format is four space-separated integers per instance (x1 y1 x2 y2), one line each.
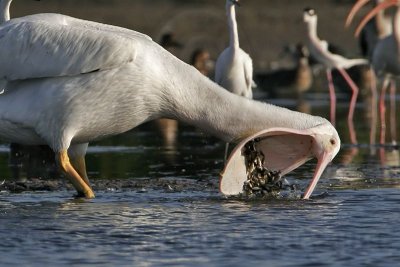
0 176 219 194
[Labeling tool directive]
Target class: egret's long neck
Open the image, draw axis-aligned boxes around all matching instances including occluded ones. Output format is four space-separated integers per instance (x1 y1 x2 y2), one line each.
0 0 11 24
227 3 239 49
306 18 318 40
159 56 327 143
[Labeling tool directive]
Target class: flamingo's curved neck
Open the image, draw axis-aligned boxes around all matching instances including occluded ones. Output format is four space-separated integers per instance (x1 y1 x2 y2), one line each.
227 2 239 49
0 0 11 23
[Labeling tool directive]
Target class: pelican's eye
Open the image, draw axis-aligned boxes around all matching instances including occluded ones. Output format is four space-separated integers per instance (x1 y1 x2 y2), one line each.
330 138 336 145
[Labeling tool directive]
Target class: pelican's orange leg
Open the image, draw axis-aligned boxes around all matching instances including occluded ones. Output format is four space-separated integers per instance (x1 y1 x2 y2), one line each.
70 155 90 186
57 150 95 198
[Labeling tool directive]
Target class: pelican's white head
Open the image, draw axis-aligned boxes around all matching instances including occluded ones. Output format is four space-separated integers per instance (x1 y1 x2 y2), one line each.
303 122 341 199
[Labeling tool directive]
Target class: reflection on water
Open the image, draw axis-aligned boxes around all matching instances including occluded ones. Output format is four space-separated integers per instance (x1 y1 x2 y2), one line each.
1 187 400 266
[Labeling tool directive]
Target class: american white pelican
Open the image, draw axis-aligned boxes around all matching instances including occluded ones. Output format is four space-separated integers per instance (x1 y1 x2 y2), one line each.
347 0 399 145
303 8 368 145
0 12 340 199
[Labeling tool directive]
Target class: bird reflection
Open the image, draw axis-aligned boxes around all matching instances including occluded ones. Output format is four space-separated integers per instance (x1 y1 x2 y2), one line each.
153 32 184 156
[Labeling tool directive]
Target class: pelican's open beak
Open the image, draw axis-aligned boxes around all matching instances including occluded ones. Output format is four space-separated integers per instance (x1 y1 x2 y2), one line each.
345 0 371 27
355 0 398 37
302 151 331 199
220 124 340 200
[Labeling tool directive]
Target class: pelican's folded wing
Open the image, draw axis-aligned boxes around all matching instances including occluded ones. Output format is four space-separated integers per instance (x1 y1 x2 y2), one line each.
0 19 141 81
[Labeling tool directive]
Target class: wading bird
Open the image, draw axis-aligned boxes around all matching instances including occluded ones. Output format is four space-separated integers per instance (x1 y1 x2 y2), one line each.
215 0 255 159
303 8 368 145
347 0 398 145
345 0 392 146
0 11 340 199
215 0 253 99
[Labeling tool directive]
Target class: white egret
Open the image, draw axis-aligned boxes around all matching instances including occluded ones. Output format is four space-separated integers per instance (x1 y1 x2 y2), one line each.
215 0 254 160
304 8 368 145
215 0 253 98
0 12 340 199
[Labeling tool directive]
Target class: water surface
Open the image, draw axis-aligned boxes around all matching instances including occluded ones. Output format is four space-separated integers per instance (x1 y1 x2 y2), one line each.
0 91 399 266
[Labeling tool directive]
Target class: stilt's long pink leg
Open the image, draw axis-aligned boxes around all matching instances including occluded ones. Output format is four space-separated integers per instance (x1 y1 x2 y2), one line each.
347 114 358 145
379 78 389 145
389 79 397 145
326 69 336 126
337 68 358 144
369 68 378 147
337 68 359 121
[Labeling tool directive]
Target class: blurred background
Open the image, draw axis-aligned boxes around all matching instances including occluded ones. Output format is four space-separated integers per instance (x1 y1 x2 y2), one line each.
11 0 363 73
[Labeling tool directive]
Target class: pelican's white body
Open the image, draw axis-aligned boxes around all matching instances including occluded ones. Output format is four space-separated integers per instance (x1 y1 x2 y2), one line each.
0 10 340 198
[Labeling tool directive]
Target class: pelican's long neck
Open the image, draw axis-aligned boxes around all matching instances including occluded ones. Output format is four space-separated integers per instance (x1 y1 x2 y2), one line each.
0 0 11 24
226 2 239 49
159 55 327 143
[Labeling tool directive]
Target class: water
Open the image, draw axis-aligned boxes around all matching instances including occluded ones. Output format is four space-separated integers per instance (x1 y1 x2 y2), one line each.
0 92 400 266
